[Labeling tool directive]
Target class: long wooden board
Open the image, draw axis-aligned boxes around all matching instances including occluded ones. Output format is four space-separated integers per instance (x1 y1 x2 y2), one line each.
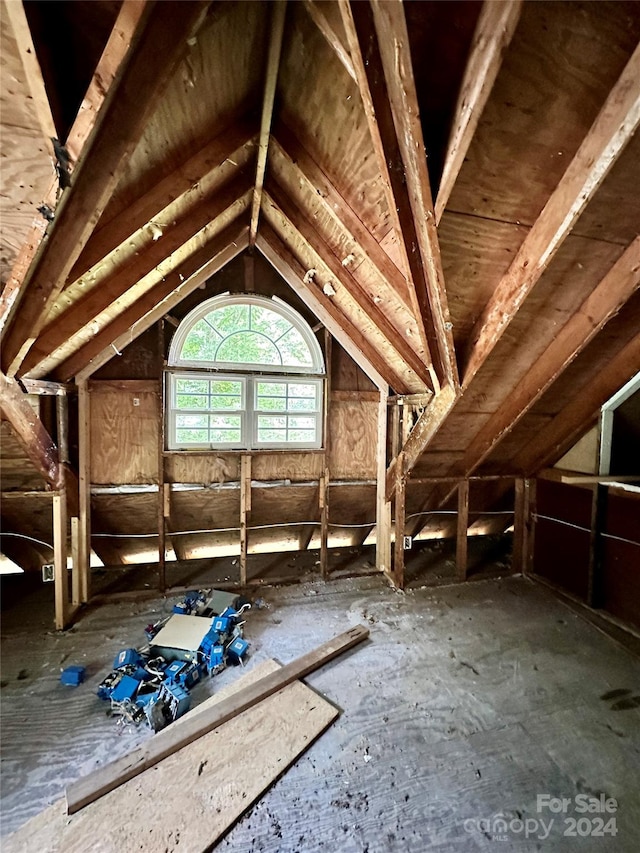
4 660 338 853
66 625 368 813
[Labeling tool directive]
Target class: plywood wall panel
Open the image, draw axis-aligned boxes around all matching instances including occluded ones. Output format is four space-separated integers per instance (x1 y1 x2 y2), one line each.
251 453 323 482
328 399 377 480
165 454 239 485
89 381 159 484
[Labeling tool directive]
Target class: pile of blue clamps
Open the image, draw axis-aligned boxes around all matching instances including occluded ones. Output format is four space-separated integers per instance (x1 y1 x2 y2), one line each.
97 590 251 731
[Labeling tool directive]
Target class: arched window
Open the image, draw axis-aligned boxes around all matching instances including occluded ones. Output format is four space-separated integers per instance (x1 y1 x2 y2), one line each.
167 294 325 450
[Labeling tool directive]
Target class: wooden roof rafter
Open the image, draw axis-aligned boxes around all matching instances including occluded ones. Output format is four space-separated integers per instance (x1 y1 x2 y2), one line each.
257 224 395 392
263 180 433 391
435 0 522 224
21 172 254 378
303 0 356 82
0 0 149 336
72 222 251 383
249 0 287 246
462 41 640 389
1 0 211 377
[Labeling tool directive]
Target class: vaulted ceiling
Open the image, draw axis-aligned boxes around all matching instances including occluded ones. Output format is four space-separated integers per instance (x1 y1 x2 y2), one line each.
1 0 639 506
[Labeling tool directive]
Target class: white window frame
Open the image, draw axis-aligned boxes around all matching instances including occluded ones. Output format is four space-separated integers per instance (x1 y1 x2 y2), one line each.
166 294 325 451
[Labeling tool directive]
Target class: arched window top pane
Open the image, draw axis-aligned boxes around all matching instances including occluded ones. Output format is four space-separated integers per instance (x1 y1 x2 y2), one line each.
169 294 324 374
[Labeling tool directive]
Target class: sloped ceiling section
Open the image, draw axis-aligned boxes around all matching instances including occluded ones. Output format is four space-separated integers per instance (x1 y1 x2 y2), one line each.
1 0 639 508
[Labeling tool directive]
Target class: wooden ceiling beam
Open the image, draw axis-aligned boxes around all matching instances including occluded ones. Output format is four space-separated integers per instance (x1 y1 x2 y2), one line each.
0 0 148 337
513 332 640 477
264 181 433 390
303 0 356 82
272 129 411 312
249 0 287 246
0 371 61 489
457 237 640 477
463 41 640 388
369 0 459 390
435 0 522 223
70 119 257 280
71 223 250 383
256 225 394 391
1 1 211 376
21 173 253 378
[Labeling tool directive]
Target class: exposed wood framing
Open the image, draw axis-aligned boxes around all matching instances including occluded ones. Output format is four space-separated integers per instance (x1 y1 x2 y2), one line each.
457 236 640 476
514 333 640 476
587 484 607 608
370 0 459 389
376 385 392 577
265 182 432 389
18 378 73 396
392 451 406 589
23 174 253 377
240 454 251 585
512 478 528 574
456 479 470 581
435 0 522 222
2 0 57 140
249 1 287 245
256 227 389 390
386 383 458 501
77 380 91 602
272 131 412 312
0 371 62 488
53 492 68 630
71 120 256 280
1 1 211 375
158 324 166 592
340 0 454 389
70 515 81 607
463 42 640 387
304 0 356 81
0 0 148 337
319 468 329 579
73 224 250 382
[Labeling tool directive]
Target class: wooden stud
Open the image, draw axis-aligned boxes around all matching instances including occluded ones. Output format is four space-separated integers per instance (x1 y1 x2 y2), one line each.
157 322 166 592
71 516 81 607
320 468 329 579
53 492 68 630
435 0 522 222
1 1 210 375
376 386 392 578
77 379 91 602
250 0 287 245
392 452 406 589
512 477 526 574
463 43 640 388
240 454 252 585
456 480 470 581
304 0 356 81
587 484 608 608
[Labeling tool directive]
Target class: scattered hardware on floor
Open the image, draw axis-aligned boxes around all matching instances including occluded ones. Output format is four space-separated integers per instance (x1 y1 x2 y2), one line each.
96 589 251 731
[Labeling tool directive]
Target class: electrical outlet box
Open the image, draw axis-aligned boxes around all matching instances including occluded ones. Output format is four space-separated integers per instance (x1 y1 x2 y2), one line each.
42 564 54 582
403 535 412 550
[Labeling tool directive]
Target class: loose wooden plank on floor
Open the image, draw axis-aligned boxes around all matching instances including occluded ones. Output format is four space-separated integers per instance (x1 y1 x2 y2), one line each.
3 660 338 853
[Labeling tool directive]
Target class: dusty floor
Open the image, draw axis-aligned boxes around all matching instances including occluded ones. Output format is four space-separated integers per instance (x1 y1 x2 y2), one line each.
1 550 639 851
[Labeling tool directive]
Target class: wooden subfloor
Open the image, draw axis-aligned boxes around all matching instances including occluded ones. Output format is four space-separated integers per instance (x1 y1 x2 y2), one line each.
1 559 639 851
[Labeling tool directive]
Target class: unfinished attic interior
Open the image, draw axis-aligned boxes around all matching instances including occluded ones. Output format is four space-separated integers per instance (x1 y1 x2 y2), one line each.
1 0 640 848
